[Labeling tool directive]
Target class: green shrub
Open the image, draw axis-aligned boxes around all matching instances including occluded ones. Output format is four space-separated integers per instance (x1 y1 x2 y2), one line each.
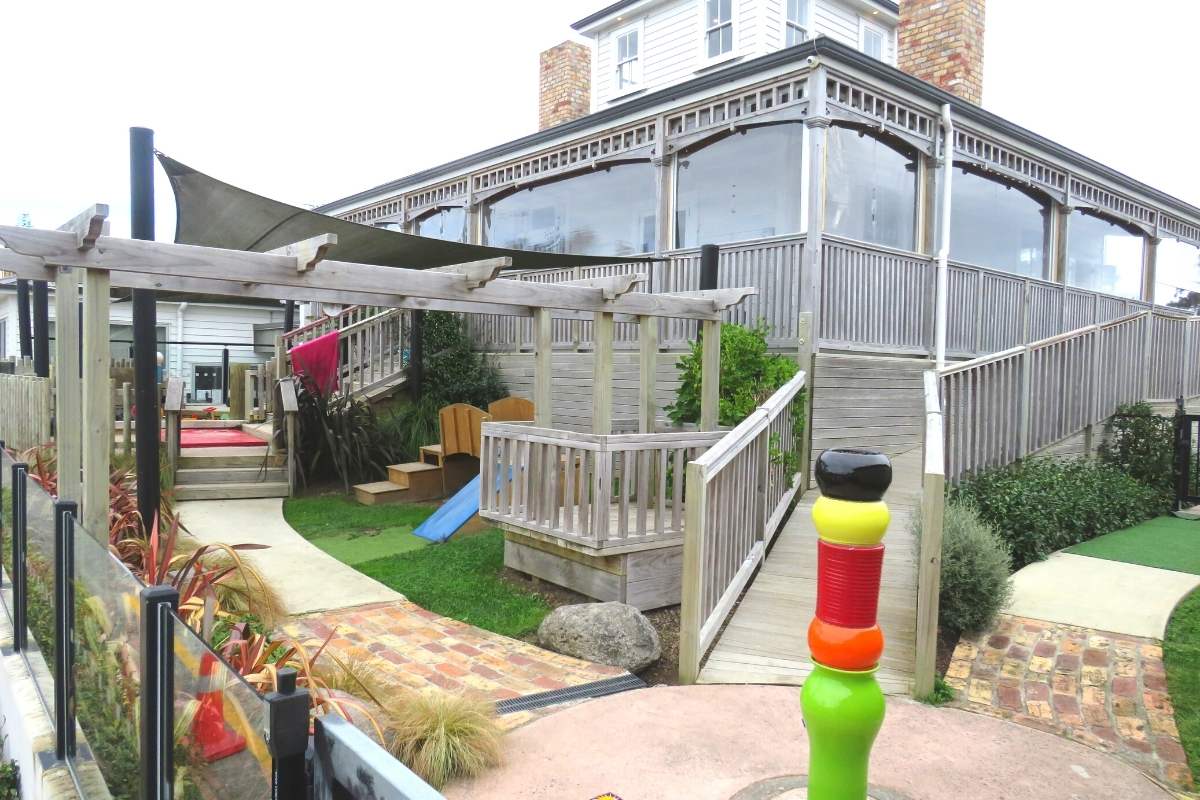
953 457 1163 570
917 500 1012 638
419 312 507 409
920 675 956 706
1099 402 1176 506
380 395 443 462
0 723 18 800
667 322 800 427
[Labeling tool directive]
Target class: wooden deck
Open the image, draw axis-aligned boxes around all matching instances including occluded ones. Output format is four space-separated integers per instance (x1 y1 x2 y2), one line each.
697 446 923 694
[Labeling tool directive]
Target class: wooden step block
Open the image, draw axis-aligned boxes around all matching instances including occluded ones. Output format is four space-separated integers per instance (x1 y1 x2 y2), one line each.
353 481 410 506
386 462 444 501
419 444 444 466
176 466 288 485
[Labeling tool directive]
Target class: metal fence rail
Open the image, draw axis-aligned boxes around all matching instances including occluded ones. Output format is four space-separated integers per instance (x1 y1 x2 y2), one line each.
678 370 808 683
939 312 1200 482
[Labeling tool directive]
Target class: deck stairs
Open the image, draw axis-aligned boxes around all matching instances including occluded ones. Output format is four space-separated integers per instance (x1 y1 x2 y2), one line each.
173 446 290 501
698 352 930 693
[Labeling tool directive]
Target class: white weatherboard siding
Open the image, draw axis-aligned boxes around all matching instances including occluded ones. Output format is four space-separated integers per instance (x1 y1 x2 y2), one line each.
591 0 897 107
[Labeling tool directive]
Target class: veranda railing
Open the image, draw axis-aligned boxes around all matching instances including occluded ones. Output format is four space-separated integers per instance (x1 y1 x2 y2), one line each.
479 423 724 551
938 311 1200 482
678 369 808 683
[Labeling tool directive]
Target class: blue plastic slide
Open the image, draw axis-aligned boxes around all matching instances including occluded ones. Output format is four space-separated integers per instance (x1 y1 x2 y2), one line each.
413 475 481 543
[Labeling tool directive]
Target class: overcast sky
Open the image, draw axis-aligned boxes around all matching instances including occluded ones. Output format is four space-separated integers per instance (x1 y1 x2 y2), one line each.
2 0 1196 240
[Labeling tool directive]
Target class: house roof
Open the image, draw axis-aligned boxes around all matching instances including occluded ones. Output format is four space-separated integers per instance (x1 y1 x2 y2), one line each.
569 0 900 31
315 36 1200 225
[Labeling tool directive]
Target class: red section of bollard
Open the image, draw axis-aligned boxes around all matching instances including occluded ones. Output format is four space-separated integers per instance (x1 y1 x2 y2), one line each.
815 539 884 629
808 618 884 671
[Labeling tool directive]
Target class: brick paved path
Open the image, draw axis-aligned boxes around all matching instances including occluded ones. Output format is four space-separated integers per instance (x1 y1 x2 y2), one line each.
284 599 628 730
947 614 1192 792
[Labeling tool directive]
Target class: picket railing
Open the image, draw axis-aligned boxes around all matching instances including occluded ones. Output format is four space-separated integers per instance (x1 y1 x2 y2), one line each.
279 304 387 350
0 373 51 450
939 311 1200 482
279 304 409 399
678 369 808 683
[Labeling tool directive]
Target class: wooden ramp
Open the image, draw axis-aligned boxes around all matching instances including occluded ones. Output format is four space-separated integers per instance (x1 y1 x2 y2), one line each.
698 352 929 693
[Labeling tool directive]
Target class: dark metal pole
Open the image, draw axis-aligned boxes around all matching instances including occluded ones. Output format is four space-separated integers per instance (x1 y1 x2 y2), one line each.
139 585 177 800
266 667 310 797
11 462 27 652
131 127 160 534
221 347 230 406
53 499 77 760
15 282 32 359
32 281 49 377
283 301 296 333
699 243 719 291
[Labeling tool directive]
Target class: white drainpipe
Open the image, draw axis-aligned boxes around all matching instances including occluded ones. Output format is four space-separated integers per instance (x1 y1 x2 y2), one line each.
935 104 954 370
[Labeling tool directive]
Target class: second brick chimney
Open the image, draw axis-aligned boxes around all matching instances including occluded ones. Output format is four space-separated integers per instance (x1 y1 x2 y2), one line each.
539 41 591 130
898 0 986 105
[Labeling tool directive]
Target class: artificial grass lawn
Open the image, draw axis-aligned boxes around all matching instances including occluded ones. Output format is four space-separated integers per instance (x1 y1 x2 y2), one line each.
1165 588 1200 783
1064 515 1200 575
283 493 435 565
355 530 551 639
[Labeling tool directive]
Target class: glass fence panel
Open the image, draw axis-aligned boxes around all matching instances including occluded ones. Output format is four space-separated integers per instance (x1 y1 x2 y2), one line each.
23 475 57 664
0 447 12 556
173 612 272 800
72 518 146 799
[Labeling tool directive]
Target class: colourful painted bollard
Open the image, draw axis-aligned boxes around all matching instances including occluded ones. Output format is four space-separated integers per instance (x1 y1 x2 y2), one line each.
802 448 892 800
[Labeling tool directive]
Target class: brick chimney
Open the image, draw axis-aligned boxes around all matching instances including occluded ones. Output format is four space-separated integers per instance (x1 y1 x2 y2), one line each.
539 41 591 130
898 0 986 105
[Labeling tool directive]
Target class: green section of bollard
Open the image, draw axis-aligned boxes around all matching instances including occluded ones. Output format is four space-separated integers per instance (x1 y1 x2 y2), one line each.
800 662 886 800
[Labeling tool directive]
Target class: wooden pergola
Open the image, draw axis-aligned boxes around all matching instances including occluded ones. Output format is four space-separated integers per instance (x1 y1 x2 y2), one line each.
0 205 754 535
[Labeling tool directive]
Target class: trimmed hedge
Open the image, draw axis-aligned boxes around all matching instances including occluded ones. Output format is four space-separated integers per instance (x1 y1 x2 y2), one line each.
952 457 1165 570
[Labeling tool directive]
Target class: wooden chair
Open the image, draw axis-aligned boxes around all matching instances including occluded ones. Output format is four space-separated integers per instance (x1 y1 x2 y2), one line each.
487 396 535 423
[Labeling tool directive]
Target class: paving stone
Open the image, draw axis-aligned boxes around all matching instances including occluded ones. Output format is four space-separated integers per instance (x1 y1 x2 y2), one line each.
948 615 1193 793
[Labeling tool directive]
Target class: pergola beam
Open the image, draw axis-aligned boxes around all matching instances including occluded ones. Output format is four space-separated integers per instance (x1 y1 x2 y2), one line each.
0 226 738 320
59 204 109 250
430 257 510 289
268 233 337 273
559 273 646 300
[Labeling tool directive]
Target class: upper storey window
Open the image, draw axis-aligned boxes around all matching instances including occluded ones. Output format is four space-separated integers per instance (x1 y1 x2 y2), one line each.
615 26 641 92
785 0 810 46
860 19 887 60
705 0 734 60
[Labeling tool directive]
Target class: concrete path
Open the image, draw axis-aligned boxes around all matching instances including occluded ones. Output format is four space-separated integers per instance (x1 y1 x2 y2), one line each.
444 685 1172 800
177 497 400 615
1007 552 1200 639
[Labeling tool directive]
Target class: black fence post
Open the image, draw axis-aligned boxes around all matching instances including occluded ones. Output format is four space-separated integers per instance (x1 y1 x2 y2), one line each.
140 585 178 800
53 499 77 760
11 462 27 652
32 281 50 378
266 666 310 798
699 243 719 291
222 347 230 406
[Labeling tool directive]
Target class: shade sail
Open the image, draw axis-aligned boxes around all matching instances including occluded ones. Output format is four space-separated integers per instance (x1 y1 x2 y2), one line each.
159 154 657 270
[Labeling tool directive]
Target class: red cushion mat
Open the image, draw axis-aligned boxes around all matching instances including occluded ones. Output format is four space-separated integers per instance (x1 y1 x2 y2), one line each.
165 429 267 448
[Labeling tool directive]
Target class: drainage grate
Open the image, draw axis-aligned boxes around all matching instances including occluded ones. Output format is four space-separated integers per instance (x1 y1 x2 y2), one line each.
495 673 647 715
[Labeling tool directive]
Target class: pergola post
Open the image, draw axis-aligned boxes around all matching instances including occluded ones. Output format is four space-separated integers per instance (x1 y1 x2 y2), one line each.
638 315 658 433
534 308 553 427
82 268 111 535
16 279 32 358
592 311 614 434
700 319 721 431
55 267 83 504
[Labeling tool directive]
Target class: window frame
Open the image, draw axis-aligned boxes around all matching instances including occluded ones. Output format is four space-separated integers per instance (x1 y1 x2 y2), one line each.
698 0 736 65
611 19 645 97
858 16 889 61
783 0 813 48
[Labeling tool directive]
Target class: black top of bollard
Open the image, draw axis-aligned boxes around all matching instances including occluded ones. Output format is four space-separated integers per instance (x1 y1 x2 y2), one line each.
815 448 892 502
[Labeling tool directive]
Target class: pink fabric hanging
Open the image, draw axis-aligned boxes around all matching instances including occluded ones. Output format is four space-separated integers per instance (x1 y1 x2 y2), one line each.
289 331 339 396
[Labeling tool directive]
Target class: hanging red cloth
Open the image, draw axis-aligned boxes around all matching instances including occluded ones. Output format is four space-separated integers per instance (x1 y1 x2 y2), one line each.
289 331 339 396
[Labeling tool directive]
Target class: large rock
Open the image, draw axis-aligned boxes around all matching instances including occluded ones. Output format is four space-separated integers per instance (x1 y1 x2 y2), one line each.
537 602 661 673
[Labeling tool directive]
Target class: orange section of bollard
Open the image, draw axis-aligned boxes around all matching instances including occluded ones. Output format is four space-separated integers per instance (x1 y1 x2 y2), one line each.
808 617 884 671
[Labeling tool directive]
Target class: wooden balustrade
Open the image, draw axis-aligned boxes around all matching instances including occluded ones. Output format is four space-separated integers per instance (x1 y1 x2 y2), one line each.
479 423 724 551
678 369 808 683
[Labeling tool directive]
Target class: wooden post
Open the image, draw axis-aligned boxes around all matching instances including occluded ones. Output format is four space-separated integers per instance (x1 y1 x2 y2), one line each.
1141 311 1155 399
679 460 707 684
700 319 721 431
638 315 658 434
122 381 133 457
914 370 946 698
82 268 111 536
592 312 614 435
55 266 83 505
534 309 553 428
797 311 815 490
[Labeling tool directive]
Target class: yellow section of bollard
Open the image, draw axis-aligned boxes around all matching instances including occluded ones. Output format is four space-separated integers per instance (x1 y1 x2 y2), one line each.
811 496 890 546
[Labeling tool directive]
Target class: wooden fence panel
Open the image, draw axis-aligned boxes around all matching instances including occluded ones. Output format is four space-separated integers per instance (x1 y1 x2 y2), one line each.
0 373 52 450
